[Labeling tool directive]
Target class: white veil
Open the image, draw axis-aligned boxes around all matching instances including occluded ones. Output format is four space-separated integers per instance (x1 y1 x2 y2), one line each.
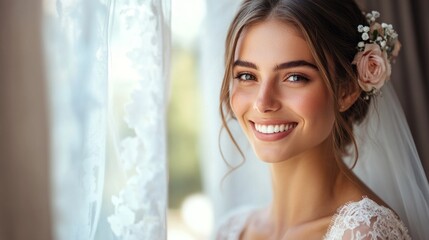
345 82 429 239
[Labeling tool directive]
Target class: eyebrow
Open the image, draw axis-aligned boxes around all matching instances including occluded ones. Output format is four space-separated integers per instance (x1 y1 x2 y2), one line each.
275 60 318 71
233 59 318 71
233 60 258 69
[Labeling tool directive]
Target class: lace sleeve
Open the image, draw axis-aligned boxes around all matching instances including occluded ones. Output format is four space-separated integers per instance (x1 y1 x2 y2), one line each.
324 198 411 240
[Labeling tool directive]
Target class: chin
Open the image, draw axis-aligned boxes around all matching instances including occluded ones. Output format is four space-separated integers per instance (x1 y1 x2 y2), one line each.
252 147 292 163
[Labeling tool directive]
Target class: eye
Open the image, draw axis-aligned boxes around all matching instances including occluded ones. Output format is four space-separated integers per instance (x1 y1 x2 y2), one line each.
285 74 309 83
235 73 256 81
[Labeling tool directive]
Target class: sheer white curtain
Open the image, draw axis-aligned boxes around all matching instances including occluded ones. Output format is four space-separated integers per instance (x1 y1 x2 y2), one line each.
106 1 170 239
43 0 170 239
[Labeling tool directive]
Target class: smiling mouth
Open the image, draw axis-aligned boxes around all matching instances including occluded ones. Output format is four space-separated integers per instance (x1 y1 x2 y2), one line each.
254 122 298 134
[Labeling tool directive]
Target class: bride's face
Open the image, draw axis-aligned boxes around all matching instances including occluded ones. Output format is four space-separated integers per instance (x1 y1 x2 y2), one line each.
230 19 335 163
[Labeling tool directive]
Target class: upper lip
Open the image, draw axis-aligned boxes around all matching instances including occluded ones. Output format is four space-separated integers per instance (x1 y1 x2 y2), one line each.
250 119 297 125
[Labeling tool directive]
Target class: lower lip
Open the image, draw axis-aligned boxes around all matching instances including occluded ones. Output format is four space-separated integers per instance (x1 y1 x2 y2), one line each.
250 122 296 142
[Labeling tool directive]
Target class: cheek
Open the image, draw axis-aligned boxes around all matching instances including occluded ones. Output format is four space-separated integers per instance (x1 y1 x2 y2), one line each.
293 88 335 130
230 85 253 119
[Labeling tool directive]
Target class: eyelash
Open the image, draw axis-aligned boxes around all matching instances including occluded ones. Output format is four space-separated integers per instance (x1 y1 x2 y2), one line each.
234 73 256 81
285 73 309 83
234 72 310 83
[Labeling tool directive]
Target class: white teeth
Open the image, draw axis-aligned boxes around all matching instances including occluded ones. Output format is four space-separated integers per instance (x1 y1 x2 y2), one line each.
274 125 279 133
255 123 296 134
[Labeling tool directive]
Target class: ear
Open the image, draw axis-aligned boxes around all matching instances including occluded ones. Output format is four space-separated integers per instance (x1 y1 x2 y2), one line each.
338 82 361 112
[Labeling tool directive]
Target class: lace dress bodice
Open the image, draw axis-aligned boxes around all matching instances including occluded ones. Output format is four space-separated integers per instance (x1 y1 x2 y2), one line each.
216 197 411 240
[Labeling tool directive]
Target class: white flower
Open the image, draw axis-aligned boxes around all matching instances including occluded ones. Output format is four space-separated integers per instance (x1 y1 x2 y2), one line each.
354 10 401 95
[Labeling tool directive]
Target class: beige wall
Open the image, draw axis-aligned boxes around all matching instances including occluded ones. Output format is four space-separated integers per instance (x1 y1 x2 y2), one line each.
0 0 52 239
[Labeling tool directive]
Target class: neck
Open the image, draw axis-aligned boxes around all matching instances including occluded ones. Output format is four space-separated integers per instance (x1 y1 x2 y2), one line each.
267 140 343 230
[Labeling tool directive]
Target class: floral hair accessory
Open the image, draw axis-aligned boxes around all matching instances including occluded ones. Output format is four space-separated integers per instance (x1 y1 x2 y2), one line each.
352 11 401 98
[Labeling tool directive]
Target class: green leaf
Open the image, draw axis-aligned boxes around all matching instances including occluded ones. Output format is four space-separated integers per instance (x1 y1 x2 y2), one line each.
373 30 379 40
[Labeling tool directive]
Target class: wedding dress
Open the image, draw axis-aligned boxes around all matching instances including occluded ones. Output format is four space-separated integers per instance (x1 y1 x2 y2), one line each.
216 197 411 240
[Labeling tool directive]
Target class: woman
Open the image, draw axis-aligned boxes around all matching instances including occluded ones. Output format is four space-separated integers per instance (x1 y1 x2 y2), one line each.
216 0 429 239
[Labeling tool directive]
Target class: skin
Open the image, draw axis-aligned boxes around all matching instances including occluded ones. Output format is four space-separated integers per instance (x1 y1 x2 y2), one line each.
229 19 377 239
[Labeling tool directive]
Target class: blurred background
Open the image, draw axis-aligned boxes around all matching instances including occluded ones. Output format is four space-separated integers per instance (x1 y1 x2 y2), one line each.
167 0 211 239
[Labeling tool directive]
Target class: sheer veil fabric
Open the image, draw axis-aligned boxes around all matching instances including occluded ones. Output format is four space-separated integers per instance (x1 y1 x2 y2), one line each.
345 82 429 239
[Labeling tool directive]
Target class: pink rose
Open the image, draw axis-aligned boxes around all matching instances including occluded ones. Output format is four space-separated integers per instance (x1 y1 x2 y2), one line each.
352 43 391 92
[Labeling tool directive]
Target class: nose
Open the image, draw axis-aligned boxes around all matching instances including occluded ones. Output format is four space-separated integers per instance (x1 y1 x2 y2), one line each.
253 82 281 113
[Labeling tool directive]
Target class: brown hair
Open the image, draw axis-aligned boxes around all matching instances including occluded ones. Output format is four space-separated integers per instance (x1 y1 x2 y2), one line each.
220 0 370 169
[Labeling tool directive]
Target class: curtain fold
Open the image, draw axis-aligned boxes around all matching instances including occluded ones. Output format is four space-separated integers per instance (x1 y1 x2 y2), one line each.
1 0 170 239
106 0 170 239
43 0 110 239
43 0 170 239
